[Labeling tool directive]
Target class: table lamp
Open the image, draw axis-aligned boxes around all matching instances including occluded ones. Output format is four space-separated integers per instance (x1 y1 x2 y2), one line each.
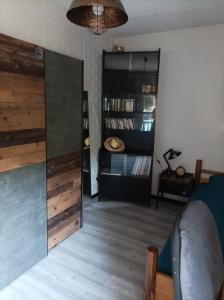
163 148 182 174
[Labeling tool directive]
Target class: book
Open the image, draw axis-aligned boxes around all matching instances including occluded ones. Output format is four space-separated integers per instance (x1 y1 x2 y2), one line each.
105 118 135 130
103 98 135 112
131 156 152 176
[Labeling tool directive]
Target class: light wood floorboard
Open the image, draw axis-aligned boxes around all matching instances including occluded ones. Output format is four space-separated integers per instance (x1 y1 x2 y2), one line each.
0 200 182 300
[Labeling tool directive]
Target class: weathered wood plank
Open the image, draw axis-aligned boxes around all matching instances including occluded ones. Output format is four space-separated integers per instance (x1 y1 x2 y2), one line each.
0 34 44 77
47 152 81 178
0 142 45 159
0 33 40 54
47 169 81 192
0 72 44 102
48 212 80 250
48 187 81 220
48 203 81 230
0 142 46 173
0 129 45 148
0 102 44 113
0 109 45 131
47 181 74 200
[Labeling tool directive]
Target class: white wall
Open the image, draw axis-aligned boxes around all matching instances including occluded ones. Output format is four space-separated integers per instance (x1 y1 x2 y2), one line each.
113 24 224 194
0 0 111 195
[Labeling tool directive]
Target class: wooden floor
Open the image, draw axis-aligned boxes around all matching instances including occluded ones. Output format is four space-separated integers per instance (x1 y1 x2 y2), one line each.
0 200 181 300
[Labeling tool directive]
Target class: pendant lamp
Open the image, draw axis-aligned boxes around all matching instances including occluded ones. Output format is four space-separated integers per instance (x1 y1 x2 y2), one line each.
67 0 128 35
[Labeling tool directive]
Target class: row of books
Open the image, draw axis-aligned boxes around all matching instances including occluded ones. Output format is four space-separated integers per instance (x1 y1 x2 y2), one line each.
105 118 135 130
104 98 135 112
131 156 152 176
83 118 89 129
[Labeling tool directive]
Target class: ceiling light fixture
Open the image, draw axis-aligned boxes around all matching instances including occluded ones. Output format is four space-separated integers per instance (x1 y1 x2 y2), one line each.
66 0 128 36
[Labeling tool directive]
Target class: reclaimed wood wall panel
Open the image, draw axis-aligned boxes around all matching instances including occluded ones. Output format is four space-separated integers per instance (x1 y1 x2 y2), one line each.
0 33 45 173
47 152 81 250
0 34 44 78
0 142 45 173
0 33 47 290
48 212 80 251
45 50 83 250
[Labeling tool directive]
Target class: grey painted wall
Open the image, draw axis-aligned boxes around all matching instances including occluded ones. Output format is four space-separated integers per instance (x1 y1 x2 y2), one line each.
0 163 47 290
45 50 83 159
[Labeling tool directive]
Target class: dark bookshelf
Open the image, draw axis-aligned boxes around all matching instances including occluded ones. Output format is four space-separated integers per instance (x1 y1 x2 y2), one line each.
99 50 160 204
82 91 91 196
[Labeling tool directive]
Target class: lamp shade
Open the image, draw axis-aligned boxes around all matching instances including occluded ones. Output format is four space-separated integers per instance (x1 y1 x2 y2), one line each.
163 149 182 172
67 0 128 35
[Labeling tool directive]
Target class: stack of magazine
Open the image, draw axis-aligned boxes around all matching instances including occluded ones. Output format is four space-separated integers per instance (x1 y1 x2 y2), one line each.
104 98 135 112
131 156 151 176
105 118 135 130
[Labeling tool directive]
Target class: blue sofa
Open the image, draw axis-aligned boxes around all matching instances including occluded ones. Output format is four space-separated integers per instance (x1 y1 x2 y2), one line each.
157 175 224 275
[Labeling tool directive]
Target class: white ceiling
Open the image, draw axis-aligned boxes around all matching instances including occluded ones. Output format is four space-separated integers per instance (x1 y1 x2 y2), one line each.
59 0 224 37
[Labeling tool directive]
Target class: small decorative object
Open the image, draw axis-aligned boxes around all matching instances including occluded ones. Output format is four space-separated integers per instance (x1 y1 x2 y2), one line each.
142 85 152 93
176 166 186 177
145 85 152 93
84 137 90 147
112 45 125 52
163 148 182 174
104 137 125 152
34 47 44 61
66 0 128 36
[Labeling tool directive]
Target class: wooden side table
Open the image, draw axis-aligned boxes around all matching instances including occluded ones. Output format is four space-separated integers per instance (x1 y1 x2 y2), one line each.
156 169 195 208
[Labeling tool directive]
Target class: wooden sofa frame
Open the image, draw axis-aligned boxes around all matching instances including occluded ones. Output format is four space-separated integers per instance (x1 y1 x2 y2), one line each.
144 159 224 300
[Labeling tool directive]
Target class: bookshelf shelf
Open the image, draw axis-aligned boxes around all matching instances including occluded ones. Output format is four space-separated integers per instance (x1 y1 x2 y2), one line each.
99 50 160 204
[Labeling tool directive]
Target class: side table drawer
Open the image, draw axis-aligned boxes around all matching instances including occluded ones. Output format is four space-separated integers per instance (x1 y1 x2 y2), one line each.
156 170 195 208
160 175 195 197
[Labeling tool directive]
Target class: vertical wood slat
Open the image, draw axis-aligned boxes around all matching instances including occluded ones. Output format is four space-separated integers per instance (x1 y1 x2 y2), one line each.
144 247 159 300
195 159 202 185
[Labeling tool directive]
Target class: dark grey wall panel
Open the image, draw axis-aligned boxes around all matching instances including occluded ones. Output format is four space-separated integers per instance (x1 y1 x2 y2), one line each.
0 163 47 290
45 50 83 159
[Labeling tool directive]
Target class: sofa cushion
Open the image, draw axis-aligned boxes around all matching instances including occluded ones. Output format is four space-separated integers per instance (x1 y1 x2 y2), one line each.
172 201 224 300
158 175 224 276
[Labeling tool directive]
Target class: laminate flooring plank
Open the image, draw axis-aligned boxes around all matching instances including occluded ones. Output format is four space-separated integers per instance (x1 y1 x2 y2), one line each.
20 272 77 300
81 222 163 251
32 258 138 300
88 205 177 228
84 207 172 237
0 200 180 300
83 213 167 246
46 251 142 299
0 286 26 300
58 240 144 287
68 230 147 267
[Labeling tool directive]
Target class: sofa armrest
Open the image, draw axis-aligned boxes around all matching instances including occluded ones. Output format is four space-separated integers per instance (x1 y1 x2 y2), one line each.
144 246 175 300
144 247 159 300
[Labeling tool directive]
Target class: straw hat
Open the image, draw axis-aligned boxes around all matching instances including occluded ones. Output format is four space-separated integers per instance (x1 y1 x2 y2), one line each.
104 137 125 152
84 137 90 147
